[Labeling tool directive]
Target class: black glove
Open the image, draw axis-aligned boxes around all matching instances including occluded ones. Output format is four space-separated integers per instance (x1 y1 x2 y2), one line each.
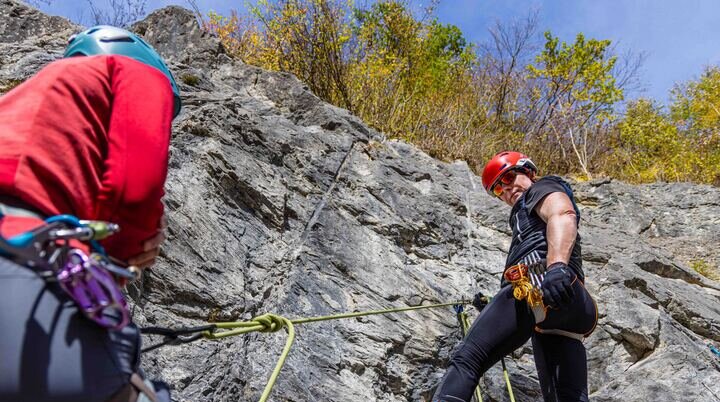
541 262 576 309
472 291 489 311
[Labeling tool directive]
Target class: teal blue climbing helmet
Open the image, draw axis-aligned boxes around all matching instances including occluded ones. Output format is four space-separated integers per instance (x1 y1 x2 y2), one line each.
64 25 181 118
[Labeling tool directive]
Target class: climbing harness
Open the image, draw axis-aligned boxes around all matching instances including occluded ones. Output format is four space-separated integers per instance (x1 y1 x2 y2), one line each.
454 300 516 402
0 212 137 329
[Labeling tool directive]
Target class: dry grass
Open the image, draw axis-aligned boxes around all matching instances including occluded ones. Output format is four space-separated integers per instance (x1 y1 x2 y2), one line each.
691 259 720 282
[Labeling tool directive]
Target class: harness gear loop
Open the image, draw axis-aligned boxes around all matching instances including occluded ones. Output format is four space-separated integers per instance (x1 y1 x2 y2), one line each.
504 263 544 308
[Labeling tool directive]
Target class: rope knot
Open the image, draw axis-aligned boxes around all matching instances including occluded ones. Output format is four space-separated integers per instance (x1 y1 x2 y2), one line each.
253 313 288 333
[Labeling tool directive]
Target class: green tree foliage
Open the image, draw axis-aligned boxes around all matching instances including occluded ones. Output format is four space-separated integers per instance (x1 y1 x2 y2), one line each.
667 67 720 184
671 66 720 133
206 0 717 185
613 89 720 184
616 99 689 182
529 32 622 118
208 0 490 162
346 1 478 147
523 32 623 177
248 0 353 108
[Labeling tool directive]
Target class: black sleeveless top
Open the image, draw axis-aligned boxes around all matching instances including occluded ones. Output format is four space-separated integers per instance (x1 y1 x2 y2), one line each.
501 176 583 287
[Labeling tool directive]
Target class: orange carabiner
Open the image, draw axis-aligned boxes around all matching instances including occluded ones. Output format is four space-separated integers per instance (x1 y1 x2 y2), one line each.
503 263 529 282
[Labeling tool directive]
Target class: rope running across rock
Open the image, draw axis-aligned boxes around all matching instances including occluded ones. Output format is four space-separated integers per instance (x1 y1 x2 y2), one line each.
142 301 476 402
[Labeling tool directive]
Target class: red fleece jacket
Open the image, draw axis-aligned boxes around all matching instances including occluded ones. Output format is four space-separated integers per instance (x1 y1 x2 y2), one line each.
0 55 173 261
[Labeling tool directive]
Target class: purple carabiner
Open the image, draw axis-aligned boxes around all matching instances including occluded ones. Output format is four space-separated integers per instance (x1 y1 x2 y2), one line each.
57 249 130 330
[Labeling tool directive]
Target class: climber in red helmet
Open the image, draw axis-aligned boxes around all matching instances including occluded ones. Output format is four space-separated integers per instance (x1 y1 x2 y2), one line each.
434 151 598 402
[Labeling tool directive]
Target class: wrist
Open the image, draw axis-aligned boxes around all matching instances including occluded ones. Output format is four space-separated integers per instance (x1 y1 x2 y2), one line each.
547 261 568 271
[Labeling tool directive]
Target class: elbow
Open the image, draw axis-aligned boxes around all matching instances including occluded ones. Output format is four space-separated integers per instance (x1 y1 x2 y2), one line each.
562 209 577 221
548 209 578 227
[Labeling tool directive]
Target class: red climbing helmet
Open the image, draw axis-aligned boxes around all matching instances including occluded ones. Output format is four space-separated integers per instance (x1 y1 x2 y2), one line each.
481 151 538 196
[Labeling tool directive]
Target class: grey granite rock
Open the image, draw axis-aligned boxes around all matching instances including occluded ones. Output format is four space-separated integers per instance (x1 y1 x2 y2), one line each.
2 1 720 401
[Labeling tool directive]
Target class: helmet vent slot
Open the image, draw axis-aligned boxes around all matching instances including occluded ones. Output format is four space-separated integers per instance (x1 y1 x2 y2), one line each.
99 35 135 43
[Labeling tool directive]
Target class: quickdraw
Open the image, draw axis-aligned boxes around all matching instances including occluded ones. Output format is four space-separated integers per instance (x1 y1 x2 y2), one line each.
503 263 544 308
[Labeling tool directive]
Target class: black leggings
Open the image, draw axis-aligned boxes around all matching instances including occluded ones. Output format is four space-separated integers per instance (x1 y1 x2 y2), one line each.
434 280 597 402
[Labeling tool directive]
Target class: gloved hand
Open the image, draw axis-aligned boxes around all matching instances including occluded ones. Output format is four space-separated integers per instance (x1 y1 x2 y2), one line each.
541 262 576 309
472 291 489 311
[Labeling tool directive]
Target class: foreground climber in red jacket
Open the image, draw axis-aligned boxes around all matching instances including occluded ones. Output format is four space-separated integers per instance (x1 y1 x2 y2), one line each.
0 25 180 402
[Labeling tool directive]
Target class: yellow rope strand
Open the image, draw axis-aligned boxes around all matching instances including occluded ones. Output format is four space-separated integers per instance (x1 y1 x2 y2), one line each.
291 301 466 325
200 301 469 402
500 359 516 402
505 264 544 308
203 314 295 402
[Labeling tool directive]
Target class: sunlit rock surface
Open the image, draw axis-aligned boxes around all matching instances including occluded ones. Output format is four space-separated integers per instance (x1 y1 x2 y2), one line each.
2 1 719 400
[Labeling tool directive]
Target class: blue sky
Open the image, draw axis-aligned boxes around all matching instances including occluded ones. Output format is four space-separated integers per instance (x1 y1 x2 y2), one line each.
34 0 720 105
433 0 720 105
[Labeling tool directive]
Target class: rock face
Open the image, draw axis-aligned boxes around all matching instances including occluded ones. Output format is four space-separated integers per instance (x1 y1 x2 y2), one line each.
2 1 720 401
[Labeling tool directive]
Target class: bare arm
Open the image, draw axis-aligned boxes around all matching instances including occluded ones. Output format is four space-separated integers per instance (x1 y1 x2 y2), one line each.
535 191 577 266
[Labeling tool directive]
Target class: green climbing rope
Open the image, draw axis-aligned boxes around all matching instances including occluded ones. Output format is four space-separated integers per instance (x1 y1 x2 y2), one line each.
204 314 295 402
500 359 516 402
201 300 469 402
